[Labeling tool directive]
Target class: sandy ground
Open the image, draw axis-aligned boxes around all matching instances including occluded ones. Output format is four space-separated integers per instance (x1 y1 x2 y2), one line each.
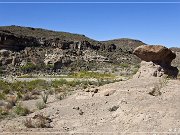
0 77 180 135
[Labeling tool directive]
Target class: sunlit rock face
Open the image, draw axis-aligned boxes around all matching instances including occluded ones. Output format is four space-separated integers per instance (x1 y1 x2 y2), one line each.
133 45 179 78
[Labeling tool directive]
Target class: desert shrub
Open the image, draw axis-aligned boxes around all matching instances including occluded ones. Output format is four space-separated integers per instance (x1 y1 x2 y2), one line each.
132 68 139 75
149 78 168 96
51 79 68 88
20 62 39 72
41 91 49 104
54 85 68 93
0 80 10 94
24 118 34 128
0 80 51 96
119 63 129 68
67 80 81 87
36 101 46 110
69 71 115 79
0 93 6 100
55 92 67 100
24 114 52 128
22 92 38 101
10 81 25 92
0 108 9 119
134 64 140 69
14 104 30 116
26 79 49 91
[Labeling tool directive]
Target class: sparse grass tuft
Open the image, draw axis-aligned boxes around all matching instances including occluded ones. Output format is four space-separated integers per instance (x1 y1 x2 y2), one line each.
149 78 168 96
51 79 68 88
24 118 34 128
41 91 49 104
36 101 46 110
119 63 129 68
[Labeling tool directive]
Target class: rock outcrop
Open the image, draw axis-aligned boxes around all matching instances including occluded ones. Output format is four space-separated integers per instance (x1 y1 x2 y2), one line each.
0 25 145 76
133 45 179 78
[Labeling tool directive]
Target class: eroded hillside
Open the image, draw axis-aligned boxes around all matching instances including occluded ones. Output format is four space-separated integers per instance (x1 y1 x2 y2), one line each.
0 26 145 76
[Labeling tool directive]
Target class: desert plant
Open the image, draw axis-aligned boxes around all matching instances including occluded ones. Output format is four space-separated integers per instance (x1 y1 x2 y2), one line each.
41 91 49 104
0 107 9 116
67 80 81 87
20 62 41 73
69 71 115 79
14 104 30 116
22 92 38 101
119 63 129 68
36 101 46 110
0 93 6 100
51 79 68 88
24 118 34 128
149 78 168 96
24 114 52 128
149 86 162 96
55 92 68 100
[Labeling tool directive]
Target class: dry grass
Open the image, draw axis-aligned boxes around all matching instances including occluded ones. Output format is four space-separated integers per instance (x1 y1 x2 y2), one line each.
24 114 52 128
149 78 168 96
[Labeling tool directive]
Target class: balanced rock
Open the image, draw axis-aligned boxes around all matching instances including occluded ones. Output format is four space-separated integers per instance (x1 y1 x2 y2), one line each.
133 45 176 66
133 45 179 78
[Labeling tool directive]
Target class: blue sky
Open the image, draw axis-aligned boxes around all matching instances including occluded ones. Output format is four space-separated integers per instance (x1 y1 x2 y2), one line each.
0 0 180 47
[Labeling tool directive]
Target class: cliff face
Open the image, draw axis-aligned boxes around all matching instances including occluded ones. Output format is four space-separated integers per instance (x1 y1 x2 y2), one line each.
0 25 146 76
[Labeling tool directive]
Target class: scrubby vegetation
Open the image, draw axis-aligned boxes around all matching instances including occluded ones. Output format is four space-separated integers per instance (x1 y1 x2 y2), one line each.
69 71 115 79
14 104 30 116
0 75 122 120
24 114 52 128
36 101 46 110
149 77 168 96
20 62 41 72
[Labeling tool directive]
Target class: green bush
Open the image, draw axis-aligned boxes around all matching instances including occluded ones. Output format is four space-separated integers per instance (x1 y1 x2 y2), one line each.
14 104 30 116
119 63 129 68
0 80 11 94
69 71 115 79
0 92 6 100
26 79 48 90
20 62 37 71
51 79 68 88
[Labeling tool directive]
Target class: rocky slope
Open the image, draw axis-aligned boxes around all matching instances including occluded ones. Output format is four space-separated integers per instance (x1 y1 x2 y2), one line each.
0 25 146 76
0 25 180 77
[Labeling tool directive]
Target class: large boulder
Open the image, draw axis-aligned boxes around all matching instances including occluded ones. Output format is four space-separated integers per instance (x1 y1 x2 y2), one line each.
133 45 176 66
133 45 179 78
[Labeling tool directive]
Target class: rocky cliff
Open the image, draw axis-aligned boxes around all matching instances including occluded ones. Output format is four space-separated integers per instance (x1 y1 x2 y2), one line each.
0 25 179 76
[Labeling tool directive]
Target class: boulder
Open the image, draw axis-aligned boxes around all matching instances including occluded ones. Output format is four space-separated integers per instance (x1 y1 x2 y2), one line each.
133 45 176 66
133 45 179 78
